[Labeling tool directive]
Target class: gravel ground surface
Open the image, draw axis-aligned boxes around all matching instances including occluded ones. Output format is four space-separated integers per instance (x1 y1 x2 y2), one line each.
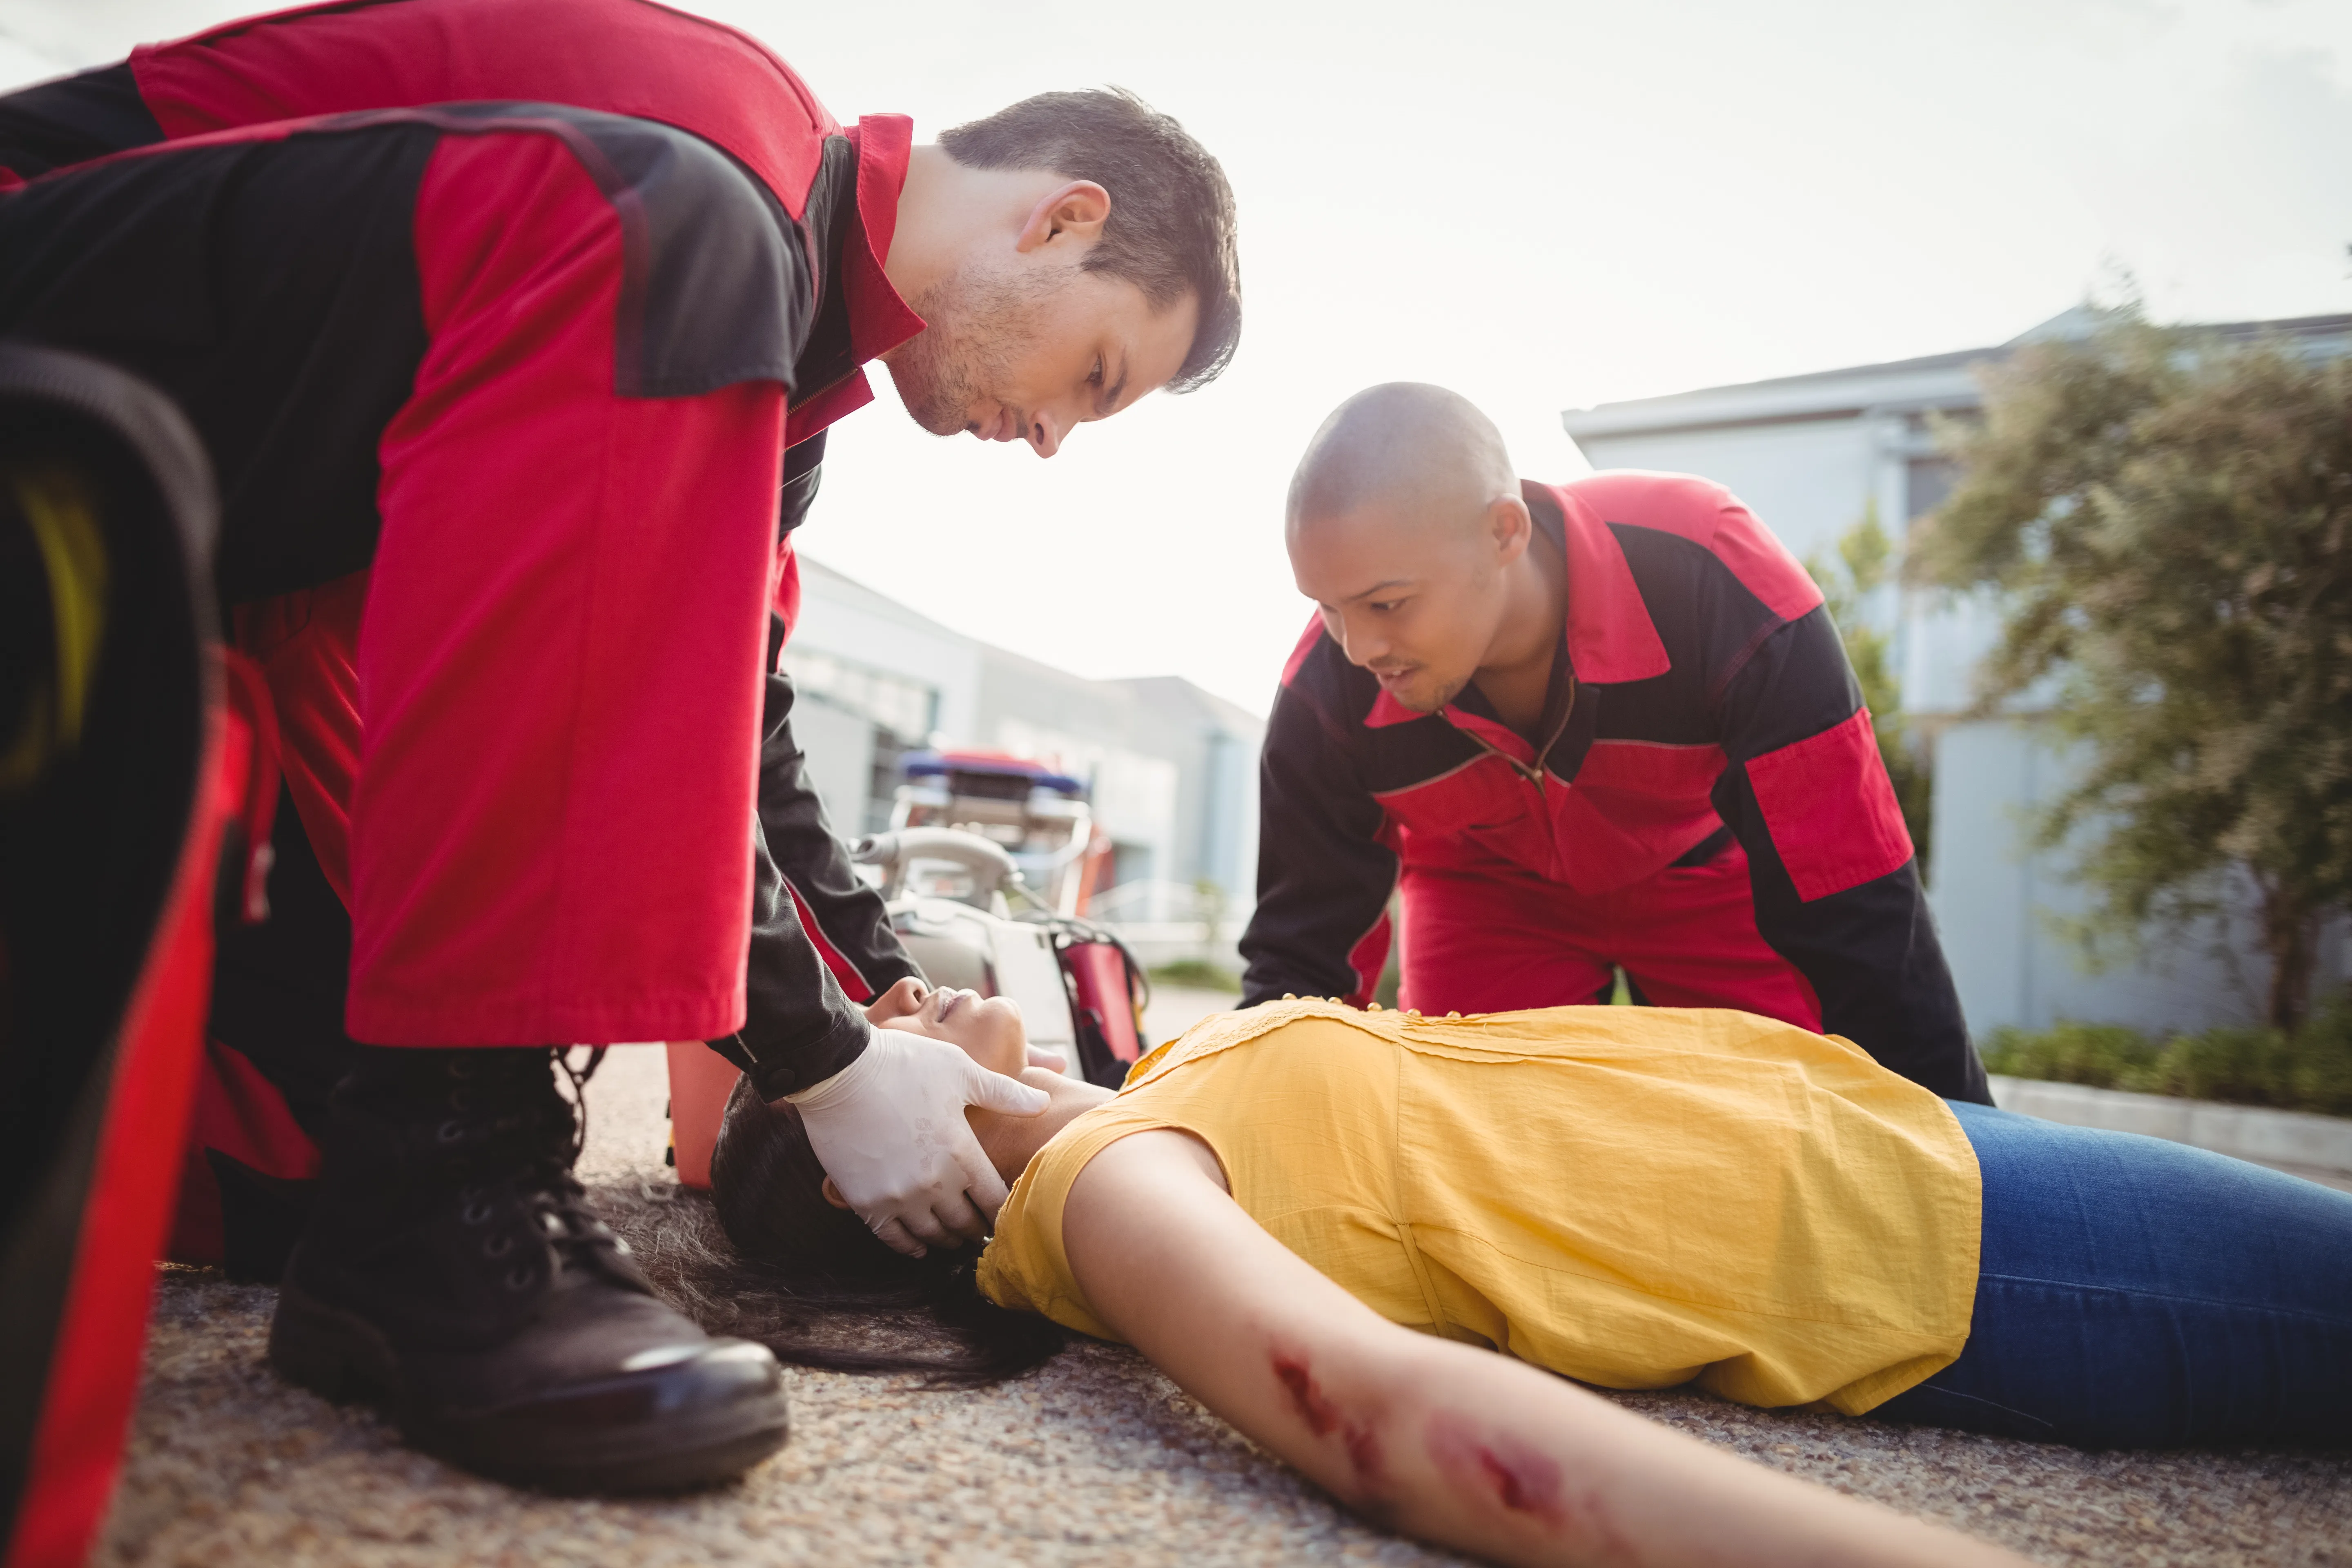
97 993 2352 1567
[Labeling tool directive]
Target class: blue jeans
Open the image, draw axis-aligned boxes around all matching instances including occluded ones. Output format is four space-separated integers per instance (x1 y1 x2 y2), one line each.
1871 1101 2352 1449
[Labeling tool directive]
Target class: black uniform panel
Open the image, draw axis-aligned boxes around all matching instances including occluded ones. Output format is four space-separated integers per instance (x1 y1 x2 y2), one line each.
0 125 436 603
210 785 363 1139
0 62 165 181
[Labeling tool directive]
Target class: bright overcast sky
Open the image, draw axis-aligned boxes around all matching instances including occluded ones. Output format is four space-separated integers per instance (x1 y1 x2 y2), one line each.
5 0 2349 713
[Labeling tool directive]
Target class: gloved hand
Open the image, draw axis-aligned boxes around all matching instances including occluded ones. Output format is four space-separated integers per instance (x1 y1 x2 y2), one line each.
785 1024 1049 1256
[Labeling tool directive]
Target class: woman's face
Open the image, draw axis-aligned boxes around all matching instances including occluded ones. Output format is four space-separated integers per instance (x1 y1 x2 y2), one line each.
873 982 1029 1079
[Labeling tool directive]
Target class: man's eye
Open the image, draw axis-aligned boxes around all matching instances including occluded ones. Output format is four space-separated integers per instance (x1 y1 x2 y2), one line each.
1371 599 1403 612
1088 358 1103 386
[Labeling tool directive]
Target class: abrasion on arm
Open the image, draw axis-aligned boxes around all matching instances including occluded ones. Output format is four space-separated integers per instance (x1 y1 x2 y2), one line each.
1060 1128 2026 1568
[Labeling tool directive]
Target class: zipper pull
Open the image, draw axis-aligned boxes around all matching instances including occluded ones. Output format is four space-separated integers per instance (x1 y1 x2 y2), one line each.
220 647 281 924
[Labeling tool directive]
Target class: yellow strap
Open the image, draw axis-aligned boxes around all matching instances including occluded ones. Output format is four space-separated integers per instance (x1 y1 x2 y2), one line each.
1 465 109 791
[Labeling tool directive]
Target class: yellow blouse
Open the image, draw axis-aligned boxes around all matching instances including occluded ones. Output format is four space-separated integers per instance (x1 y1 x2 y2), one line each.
978 999 1982 1415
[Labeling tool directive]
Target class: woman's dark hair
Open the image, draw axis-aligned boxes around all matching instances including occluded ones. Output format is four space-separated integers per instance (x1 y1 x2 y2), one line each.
637 1075 1064 1386
940 87 1241 393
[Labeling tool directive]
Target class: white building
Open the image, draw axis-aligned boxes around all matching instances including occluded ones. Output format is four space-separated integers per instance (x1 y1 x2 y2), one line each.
1562 310 2352 1037
781 555 1263 945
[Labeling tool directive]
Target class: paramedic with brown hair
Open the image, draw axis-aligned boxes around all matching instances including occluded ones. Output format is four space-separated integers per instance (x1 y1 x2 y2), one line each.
1242 384 1987 1103
0 0 1240 1497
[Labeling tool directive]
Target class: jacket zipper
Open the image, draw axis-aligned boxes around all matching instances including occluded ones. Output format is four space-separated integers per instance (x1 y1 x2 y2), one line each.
1452 670 1578 786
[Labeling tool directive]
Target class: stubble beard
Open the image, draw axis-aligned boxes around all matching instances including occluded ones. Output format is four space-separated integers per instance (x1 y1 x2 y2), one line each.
882 260 1059 439
1399 672 1470 713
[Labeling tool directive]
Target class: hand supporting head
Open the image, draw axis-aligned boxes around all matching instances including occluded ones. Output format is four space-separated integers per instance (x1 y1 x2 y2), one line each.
719 980 1107 1276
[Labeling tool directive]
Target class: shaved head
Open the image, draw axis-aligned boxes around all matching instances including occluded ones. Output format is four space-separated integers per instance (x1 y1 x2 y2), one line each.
1284 384 1557 719
1287 382 1517 539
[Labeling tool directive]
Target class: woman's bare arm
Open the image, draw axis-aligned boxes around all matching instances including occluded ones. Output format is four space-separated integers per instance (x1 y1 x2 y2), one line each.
1062 1129 2023 1568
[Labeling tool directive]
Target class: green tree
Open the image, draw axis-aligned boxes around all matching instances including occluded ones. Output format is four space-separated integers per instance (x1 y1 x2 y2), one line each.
1909 309 2352 1029
1805 505 1933 874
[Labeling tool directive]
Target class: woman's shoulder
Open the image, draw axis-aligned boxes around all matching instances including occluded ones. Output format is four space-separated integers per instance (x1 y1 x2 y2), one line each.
1114 996 1377 1085
976 1000 1377 1330
1118 997 1819 1083
975 1091 1172 1336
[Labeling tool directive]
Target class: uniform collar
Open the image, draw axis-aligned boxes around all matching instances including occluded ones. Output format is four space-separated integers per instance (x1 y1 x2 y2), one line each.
1535 479 1671 685
784 114 928 444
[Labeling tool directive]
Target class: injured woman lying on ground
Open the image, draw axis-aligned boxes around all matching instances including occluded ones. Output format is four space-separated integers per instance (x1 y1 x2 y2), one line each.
706 989 2352 1568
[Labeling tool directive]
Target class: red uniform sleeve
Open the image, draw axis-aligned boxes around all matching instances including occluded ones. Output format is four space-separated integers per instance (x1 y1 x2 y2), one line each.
1708 605 1987 1102
1745 706 1914 902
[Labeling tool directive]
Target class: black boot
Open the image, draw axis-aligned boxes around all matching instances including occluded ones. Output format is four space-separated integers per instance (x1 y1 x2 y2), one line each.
269 1046 788 1492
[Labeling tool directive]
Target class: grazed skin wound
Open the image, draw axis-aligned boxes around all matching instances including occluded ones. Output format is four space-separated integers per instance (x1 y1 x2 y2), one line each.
1271 1356 1642 1558
1425 1409 1645 1564
1272 1354 1389 1507
1427 1408 1569 1528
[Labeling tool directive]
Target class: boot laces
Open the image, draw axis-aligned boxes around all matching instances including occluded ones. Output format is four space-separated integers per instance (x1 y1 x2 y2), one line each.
555 1045 607 1167
454 1155 632 1292
522 1165 634 1281
444 1047 628 1289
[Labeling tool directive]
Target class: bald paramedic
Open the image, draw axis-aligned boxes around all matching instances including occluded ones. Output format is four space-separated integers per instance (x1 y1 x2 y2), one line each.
0 0 1239 1494
1242 384 1986 1102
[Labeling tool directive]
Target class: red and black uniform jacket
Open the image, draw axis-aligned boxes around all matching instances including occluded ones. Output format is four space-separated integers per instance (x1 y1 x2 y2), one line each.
1241 471 1987 1102
0 0 921 1099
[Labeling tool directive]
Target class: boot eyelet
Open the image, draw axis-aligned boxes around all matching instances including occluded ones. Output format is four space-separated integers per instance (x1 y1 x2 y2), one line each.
483 1234 514 1258
504 1265 535 1291
436 1119 465 1143
462 1202 494 1226
447 1088 477 1112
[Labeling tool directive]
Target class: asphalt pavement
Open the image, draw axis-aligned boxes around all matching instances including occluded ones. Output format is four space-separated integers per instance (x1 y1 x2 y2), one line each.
97 998 2352 1567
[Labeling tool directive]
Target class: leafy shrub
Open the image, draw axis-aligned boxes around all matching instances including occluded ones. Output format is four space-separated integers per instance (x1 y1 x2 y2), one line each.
1981 993 2352 1117
1980 1021 2163 1089
1147 958 1240 993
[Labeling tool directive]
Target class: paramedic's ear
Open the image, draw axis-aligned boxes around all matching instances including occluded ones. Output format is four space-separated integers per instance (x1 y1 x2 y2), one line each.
1487 492 1535 566
864 976 929 1025
1016 180 1110 254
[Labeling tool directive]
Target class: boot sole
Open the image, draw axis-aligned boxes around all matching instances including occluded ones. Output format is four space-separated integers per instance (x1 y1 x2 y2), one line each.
270 1280 790 1494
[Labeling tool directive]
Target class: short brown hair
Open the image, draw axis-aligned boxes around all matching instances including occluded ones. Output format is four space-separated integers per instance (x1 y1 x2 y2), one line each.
940 88 1241 391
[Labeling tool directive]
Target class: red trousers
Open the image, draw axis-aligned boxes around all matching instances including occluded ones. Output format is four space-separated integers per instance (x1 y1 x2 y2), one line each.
258 131 786 1048
1397 844 1824 1028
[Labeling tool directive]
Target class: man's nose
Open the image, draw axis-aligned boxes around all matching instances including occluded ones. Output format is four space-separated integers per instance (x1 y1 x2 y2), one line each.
1027 409 1064 459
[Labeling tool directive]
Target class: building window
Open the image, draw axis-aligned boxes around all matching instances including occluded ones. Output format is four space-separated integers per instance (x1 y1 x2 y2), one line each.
864 728 916 835
783 649 936 744
1906 456 1958 524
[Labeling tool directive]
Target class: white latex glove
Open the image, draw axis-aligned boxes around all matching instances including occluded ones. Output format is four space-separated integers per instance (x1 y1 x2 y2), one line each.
786 1025 1049 1256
